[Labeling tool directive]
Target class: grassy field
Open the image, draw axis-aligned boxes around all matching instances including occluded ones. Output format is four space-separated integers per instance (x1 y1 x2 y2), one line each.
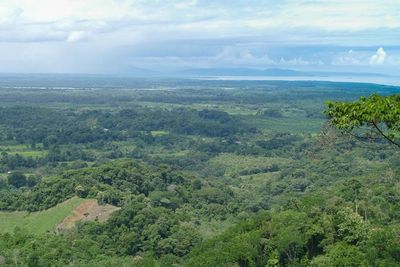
0 144 47 157
210 153 291 177
0 197 87 234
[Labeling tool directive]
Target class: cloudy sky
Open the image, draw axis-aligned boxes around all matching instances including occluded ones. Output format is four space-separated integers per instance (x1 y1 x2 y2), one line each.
0 0 399 74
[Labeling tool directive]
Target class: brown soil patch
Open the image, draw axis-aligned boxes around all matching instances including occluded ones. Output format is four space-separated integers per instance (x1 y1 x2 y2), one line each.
57 199 120 231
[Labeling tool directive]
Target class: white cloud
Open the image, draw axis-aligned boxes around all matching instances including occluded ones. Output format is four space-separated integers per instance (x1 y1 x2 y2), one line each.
0 0 399 73
278 0 400 31
0 0 399 44
66 31 90 42
369 47 387 65
333 49 363 65
332 48 391 67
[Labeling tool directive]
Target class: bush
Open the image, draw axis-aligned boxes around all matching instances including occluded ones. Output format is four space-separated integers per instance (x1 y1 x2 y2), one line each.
7 172 27 188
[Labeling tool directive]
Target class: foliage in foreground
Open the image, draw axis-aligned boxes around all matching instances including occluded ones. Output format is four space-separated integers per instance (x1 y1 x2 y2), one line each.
325 94 400 148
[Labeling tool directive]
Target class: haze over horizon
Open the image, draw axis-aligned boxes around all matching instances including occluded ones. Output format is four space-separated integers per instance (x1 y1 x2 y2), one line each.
0 0 399 76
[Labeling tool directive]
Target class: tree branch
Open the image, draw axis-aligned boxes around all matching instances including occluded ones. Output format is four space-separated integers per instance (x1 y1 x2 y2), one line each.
371 122 400 148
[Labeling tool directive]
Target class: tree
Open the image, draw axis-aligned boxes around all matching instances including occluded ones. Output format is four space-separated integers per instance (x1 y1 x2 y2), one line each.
324 242 368 267
7 172 27 188
269 211 312 265
334 208 368 245
325 94 400 148
342 179 362 214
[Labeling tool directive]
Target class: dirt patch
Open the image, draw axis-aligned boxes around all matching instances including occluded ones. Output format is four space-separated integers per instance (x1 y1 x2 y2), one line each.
56 199 120 231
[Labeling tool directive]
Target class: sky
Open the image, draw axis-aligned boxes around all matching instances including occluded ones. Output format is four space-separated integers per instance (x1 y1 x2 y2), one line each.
0 0 400 75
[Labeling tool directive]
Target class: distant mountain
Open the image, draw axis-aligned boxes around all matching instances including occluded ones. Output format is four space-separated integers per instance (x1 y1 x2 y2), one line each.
311 71 389 77
176 68 310 77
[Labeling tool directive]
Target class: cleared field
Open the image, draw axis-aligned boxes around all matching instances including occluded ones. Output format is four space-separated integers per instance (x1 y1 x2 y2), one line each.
57 199 120 231
0 197 86 234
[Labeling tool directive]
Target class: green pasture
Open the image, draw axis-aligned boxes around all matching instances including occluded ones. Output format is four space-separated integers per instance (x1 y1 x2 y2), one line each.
0 197 86 234
0 144 47 157
210 153 290 177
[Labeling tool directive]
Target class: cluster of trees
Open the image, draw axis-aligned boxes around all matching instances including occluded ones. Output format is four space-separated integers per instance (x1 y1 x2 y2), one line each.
5 172 39 188
0 106 253 149
0 152 37 170
184 208 400 266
